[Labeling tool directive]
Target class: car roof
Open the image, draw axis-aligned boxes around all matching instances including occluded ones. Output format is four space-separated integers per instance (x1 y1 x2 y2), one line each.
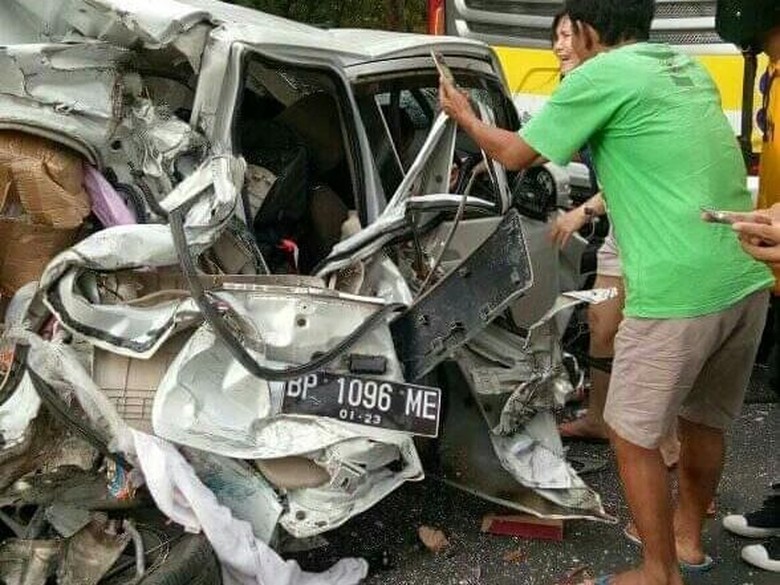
185 0 493 65
0 0 489 66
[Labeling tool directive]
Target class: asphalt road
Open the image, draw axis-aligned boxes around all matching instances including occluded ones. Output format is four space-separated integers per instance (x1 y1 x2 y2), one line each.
293 367 779 585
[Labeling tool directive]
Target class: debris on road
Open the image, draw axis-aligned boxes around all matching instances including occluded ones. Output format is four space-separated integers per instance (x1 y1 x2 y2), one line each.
481 514 564 541
553 565 593 585
418 525 450 553
501 548 528 564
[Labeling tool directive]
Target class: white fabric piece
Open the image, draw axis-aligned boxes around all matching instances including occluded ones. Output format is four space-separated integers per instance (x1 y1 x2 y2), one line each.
132 430 369 585
562 287 618 304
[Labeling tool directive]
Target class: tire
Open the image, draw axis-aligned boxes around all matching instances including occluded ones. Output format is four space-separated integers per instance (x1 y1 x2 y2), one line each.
102 524 221 585
138 533 221 585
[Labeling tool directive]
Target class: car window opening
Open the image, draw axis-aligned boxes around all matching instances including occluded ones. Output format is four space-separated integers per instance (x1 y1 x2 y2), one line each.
235 57 358 275
354 70 517 208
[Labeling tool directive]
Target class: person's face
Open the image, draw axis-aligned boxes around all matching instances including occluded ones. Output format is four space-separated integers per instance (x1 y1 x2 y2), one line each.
570 20 606 65
553 15 579 74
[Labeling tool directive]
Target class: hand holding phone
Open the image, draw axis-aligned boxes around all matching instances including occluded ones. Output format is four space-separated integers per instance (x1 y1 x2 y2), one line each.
700 207 772 226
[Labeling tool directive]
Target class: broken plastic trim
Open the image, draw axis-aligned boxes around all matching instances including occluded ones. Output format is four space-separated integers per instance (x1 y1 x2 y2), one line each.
169 199 405 381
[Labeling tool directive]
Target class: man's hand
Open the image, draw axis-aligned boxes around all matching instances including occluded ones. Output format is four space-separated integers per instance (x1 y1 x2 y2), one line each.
439 77 477 128
550 207 590 248
732 220 780 266
438 74 539 171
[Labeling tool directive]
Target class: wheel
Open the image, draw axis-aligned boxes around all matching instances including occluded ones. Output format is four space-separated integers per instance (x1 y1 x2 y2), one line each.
101 521 221 585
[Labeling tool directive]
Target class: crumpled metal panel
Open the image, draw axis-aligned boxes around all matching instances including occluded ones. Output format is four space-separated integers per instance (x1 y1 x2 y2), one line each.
0 44 127 118
0 42 205 200
0 43 128 159
446 292 621 520
431 362 611 522
57 516 131 585
152 289 406 457
151 288 423 537
0 284 41 449
0 1 211 55
40 156 243 358
280 437 421 538
0 539 60 585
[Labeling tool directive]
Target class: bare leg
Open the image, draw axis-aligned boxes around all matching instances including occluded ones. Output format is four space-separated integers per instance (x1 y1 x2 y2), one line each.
560 275 624 440
609 432 684 585
674 417 725 565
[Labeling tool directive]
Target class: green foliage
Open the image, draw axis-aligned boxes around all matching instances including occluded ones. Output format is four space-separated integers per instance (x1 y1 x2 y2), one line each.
226 0 427 32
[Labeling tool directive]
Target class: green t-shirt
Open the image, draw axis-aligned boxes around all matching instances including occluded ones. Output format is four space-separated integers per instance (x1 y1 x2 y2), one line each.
522 42 772 318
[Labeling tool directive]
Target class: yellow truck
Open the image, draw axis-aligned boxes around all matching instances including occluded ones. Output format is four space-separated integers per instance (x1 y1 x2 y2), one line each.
427 0 766 156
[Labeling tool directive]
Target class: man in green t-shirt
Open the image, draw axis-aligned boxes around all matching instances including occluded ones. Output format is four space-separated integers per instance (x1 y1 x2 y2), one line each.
440 1 772 583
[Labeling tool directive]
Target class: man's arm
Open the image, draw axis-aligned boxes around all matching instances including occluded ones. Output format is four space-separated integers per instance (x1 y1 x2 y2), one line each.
439 79 539 171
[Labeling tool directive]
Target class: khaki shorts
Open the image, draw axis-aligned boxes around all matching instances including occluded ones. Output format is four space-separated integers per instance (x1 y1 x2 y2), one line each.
597 231 622 278
604 290 768 449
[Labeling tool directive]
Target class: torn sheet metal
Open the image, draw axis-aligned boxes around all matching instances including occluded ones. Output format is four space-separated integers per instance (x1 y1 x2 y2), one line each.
0 374 39 450
0 43 127 117
456 328 570 435
0 39 207 208
0 1 211 60
57 515 131 585
538 287 619 338
431 363 611 522
452 292 614 519
133 430 369 585
44 504 92 539
0 539 60 585
10 331 134 454
455 289 596 434
279 436 421 538
490 412 608 515
0 43 128 163
0 284 41 449
39 156 242 358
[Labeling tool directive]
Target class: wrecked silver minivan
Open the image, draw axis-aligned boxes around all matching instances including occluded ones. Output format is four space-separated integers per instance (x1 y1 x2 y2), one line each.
0 0 609 578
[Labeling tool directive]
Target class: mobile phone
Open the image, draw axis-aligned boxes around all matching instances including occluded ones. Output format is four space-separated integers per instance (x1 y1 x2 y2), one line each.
431 50 456 87
700 207 772 226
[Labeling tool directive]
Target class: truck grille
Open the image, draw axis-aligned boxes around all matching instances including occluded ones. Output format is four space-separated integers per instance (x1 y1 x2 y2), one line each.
464 0 716 19
456 1 722 47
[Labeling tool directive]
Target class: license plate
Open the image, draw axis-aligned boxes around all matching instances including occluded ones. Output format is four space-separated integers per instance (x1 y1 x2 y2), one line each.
281 372 441 438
